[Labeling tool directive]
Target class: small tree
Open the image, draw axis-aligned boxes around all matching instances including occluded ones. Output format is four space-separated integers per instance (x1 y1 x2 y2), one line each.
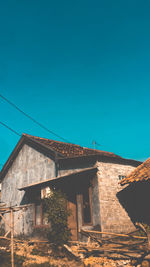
42 189 71 248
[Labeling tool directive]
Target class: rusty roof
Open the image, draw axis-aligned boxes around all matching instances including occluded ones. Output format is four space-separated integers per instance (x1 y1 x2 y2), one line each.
0 133 142 181
23 133 121 158
120 158 149 185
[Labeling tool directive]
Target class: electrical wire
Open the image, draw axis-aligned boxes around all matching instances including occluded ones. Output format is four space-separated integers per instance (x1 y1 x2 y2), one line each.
0 121 21 137
0 93 70 143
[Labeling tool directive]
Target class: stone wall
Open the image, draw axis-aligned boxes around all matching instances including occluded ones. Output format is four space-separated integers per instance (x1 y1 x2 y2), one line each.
97 161 136 234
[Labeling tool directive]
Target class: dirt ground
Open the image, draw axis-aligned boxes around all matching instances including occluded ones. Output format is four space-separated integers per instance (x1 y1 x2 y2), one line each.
0 238 150 267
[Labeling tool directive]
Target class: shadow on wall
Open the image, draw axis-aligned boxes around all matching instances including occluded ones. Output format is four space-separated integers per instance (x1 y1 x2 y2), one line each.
20 189 37 205
117 181 150 225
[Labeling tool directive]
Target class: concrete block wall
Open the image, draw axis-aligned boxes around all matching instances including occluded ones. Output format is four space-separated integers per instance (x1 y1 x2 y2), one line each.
97 161 136 234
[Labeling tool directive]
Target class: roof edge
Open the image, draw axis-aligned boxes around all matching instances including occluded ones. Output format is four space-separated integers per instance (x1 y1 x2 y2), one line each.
120 158 149 186
18 166 97 191
0 134 64 181
58 154 142 167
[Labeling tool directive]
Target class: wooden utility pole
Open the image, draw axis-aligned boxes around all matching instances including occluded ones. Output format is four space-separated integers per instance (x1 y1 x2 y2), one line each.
10 208 14 267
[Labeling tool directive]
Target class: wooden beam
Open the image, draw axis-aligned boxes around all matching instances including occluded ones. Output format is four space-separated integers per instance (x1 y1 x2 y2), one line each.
81 229 147 240
4 230 11 238
0 203 33 212
0 204 32 267
0 236 11 241
0 213 11 228
10 209 14 267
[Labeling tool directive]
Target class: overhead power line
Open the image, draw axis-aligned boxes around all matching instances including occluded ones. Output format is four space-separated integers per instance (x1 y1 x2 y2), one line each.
0 93 69 143
0 121 21 137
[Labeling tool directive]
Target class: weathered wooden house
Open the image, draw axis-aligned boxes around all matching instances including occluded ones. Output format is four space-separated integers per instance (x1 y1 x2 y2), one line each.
0 133 141 240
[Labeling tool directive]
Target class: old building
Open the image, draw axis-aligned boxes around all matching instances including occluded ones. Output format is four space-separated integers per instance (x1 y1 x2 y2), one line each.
0 133 141 240
119 158 150 225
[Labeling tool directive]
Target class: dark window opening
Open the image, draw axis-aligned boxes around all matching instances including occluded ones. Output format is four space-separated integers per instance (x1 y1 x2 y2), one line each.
34 202 49 227
35 204 41 225
34 190 49 227
82 187 92 225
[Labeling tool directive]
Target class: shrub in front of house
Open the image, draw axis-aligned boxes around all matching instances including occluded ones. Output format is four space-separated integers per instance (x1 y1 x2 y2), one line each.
42 189 71 248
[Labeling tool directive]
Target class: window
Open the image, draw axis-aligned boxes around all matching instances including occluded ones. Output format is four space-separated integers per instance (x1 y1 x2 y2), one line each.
118 175 126 181
41 187 51 199
34 202 49 227
81 187 92 225
34 189 49 227
35 204 41 225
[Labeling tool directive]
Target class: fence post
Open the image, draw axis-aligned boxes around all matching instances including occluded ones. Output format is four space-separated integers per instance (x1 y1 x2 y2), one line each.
10 208 14 267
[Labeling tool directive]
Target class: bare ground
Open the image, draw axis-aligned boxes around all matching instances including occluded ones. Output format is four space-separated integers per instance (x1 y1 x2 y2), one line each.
0 237 150 267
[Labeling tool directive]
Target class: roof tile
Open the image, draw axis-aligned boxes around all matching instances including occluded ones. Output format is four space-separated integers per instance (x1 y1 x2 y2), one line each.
24 133 121 159
120 158 149 185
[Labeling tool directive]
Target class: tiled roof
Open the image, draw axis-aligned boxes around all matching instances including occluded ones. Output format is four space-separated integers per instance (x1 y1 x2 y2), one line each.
23 133 121 159
120 158 149 185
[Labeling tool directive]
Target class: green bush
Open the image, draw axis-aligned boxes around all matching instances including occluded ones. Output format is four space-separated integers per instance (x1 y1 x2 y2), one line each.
42 190 71 248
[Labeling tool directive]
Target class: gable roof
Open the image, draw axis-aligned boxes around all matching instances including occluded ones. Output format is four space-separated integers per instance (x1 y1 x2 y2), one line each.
24 133 121 158
0 133 141 181
120 157 150 185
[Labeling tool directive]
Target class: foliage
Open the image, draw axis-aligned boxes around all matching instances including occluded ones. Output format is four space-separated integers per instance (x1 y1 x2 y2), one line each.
42 189 71 248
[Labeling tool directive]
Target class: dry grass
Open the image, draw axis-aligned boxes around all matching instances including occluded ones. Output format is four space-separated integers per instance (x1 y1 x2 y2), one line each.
1 238 150 266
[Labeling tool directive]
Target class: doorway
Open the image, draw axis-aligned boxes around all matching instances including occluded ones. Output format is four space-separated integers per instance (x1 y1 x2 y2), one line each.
67 194 78 241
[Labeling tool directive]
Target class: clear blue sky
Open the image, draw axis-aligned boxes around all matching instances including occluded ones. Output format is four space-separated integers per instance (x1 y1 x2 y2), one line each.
0 0 150 167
